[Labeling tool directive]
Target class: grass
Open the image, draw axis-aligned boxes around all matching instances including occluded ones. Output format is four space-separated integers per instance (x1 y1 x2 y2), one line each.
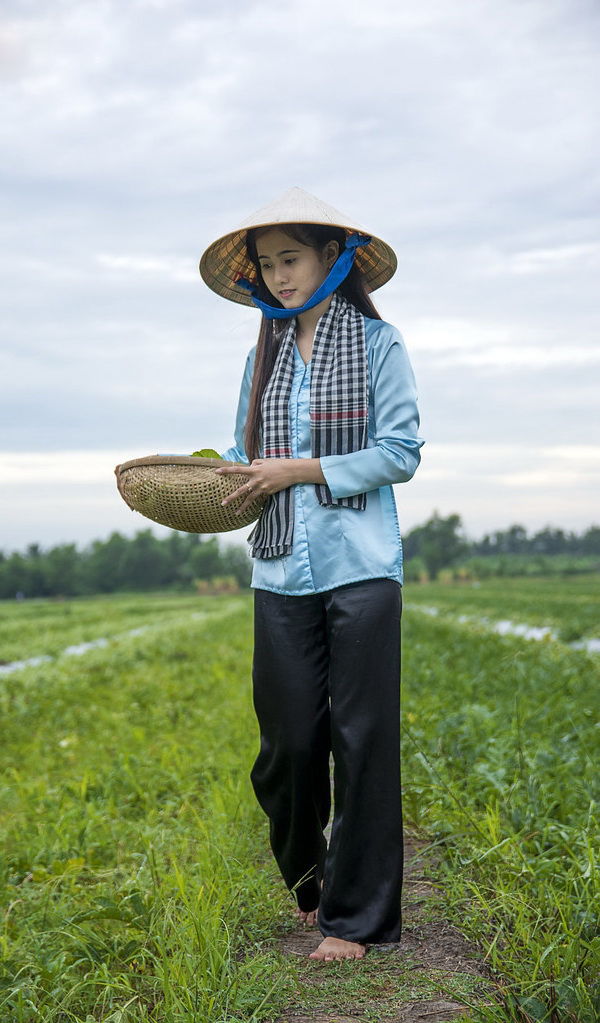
276 949 483 1020
1 580 599 1020
1 599 289 1021
0 592 214 664
404 575 600 642
401 601 600 1021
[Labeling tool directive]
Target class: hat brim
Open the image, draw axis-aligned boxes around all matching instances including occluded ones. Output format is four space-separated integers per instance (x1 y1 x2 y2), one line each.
199 188 397 307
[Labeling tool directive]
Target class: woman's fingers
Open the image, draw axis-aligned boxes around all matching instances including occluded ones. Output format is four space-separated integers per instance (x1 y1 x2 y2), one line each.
216 467 258 505
218 473 258 514
221 482 251 506
215 468 250 494
216 459 295 512
235 495 257 515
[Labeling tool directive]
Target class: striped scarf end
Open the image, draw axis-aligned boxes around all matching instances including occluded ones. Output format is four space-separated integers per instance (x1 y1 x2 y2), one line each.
251 543 293 560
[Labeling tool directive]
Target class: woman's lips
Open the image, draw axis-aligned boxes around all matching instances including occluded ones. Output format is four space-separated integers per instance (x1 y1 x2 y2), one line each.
279 289 295 300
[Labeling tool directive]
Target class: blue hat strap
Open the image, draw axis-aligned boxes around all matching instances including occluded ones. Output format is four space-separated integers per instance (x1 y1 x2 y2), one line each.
234 232 371 320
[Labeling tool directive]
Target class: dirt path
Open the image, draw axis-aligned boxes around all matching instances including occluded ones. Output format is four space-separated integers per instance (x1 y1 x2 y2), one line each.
274 837 495 1023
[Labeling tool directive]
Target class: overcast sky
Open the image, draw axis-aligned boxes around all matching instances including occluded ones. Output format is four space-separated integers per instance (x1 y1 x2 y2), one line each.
1 0 598 553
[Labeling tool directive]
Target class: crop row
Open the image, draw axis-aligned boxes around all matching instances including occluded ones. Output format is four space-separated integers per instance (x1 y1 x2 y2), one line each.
0 593 598 1020
405 574 600 642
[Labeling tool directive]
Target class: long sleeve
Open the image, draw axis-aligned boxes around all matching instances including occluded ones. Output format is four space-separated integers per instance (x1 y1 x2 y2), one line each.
220 348 256 465
320 323 423 498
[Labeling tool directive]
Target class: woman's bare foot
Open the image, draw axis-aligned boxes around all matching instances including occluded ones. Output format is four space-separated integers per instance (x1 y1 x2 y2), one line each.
309 936 366 961
296 907 318 926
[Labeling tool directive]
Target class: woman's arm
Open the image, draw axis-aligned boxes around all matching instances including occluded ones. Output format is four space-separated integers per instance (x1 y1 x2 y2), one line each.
218 457 326 515
219 349 256 465
320 331 423 497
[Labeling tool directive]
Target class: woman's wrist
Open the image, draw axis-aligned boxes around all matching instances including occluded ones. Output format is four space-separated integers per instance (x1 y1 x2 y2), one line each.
286 457 326 486
217 456 327 512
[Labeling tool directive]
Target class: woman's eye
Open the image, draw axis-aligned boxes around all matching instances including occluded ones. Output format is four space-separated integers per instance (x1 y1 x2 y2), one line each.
261 263 272 271
284 258 295 265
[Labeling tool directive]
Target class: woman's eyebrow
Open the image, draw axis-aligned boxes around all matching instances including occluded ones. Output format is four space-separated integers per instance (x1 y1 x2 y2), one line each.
258 247 301 260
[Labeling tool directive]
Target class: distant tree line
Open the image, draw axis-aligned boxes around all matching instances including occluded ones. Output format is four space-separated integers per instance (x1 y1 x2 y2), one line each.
1 517 599 599
0 531 252 600
403 514 600 581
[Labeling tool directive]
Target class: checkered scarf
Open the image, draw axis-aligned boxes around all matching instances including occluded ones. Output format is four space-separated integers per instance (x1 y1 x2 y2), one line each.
249 292 368 559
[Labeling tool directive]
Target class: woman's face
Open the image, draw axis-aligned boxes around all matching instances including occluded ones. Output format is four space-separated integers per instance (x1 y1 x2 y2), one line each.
255 227 335 310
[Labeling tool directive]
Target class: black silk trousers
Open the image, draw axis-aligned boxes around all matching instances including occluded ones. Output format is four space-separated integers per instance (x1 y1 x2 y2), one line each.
251 578 403 944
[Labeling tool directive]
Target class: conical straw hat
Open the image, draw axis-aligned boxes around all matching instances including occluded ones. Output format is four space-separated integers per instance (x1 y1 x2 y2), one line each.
199 186 397 307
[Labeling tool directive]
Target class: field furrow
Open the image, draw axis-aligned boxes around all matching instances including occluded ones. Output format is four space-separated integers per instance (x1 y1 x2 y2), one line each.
0 584 598 1021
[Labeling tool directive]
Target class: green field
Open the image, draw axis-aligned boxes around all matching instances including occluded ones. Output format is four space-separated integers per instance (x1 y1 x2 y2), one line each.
0 582 598 1021
406 575 600 643
0 594 213 665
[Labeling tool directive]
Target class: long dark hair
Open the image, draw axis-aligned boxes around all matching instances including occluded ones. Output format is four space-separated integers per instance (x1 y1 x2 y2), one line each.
244 223 382 462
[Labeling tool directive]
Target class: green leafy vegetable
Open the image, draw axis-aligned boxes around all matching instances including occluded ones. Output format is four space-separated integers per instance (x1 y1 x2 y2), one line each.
191 448 221 459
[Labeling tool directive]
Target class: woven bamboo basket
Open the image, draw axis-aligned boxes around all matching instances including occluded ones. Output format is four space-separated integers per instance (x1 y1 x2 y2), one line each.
115 455 265 534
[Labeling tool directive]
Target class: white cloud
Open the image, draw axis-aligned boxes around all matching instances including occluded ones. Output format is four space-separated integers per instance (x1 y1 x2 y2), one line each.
1 0 598 547
0 451 127 485
497 468 594 487
503 243 600 276
97 253 198 282
548 445 600 463
444 345 600 369
397 441 600 536
402 317 598 369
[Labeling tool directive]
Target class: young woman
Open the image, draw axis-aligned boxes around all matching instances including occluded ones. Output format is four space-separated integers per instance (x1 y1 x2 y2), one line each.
199 187 423 961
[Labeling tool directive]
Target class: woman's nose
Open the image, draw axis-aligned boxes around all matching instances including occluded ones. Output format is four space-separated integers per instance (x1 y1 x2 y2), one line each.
275 262 289 283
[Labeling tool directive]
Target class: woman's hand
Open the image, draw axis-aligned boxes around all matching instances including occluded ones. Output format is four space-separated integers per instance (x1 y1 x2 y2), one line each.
216 458 326 516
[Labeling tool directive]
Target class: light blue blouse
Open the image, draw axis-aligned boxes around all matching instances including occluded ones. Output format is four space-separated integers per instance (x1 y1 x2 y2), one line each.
221 316 424 595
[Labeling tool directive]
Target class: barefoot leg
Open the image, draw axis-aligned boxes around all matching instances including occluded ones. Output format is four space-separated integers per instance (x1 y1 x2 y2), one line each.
309 936 366 961
296 907 319 926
